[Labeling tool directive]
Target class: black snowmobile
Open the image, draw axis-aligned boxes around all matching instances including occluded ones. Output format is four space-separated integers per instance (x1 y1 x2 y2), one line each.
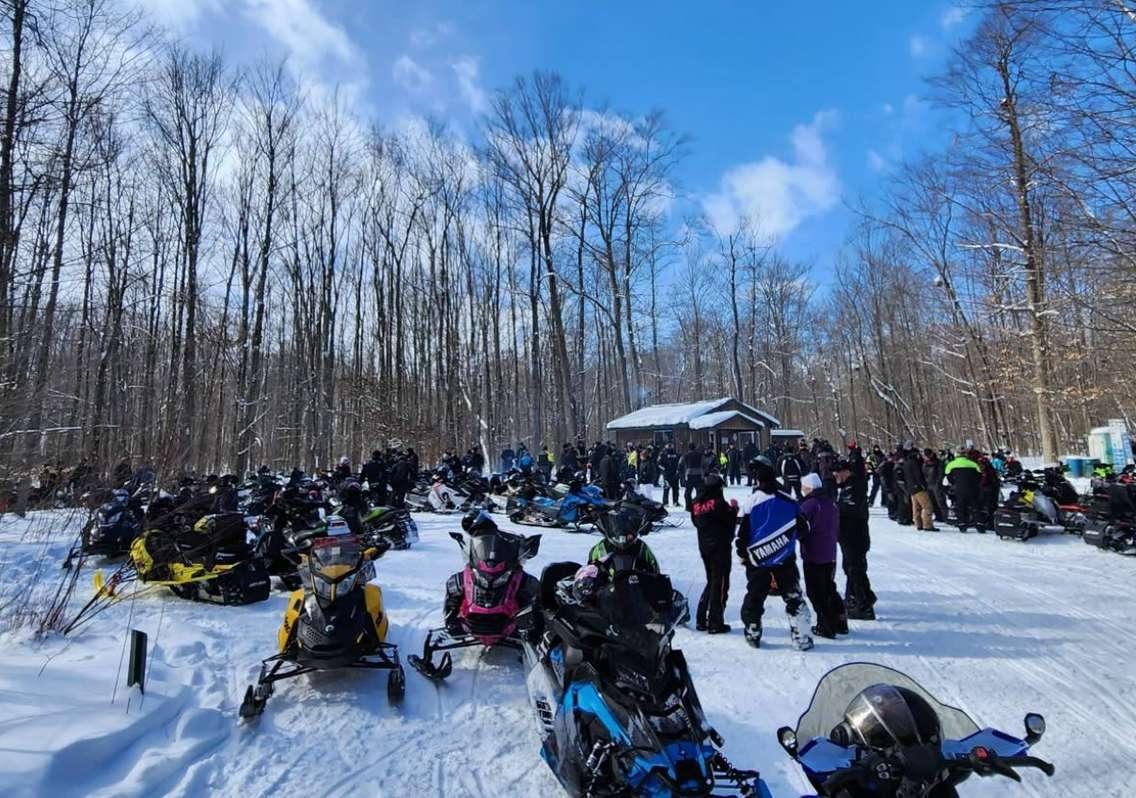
617 479 670 529
1081 479 1136 555
409 511 541 679
239 534 404 719
993 469 1084 541
253 484 334 589
77 487 143 558
522 563 769 797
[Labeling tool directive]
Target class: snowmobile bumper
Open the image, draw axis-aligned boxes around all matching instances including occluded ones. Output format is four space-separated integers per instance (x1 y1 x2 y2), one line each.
408 627 523 680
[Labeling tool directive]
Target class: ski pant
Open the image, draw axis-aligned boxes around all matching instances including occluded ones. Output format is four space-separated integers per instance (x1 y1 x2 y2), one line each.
663 477 680 506
728 467 742 486
839 517 876 611
929 486 948 522
895 490 913 524
740 555 808 628
868 474 881 507
803 561 845 634
696 538 732 628
684 475 702 511
911 490 935 530
954 490 977 530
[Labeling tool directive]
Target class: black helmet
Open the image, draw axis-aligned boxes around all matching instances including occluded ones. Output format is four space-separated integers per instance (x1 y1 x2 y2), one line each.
830 684 942 751
748 455 776 481
595 507 646 552
702 473 724 490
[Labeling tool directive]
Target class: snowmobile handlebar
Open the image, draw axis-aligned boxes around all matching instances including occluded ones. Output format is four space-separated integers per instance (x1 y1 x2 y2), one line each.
822 746 1053 793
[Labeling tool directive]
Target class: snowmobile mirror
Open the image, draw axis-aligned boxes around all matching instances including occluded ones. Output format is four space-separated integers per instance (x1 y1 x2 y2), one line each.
777 726 798 758
448 531 465 546
522 535 541 560
1024 713 1046 744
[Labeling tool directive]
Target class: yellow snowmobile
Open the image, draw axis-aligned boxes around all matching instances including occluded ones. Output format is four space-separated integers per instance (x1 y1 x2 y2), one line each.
239 534 404 719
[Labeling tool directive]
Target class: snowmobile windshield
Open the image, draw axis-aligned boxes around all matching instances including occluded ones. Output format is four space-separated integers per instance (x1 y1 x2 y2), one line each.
307 537 365 603
467 530 522 570
795 663 979 745
592 571 682 647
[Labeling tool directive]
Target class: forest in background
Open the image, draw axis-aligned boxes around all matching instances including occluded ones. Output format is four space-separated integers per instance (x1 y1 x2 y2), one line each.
1 0 1135 480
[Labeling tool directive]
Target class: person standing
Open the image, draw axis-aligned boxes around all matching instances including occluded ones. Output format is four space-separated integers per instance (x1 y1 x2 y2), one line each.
834 458 876 620
867 445 884 507
742 438 759 485
361 450 388 505
779 447 805 500
903 447 937 531
499 446 515 474
682 443 704 510
660 443 681 507
923 449 947 523
798 473 846 638
727 443 742 486
690 474 735 634
538 444 553 483
945 449 981 531
559 442 579 475
735 456 814 651
598 447 622 500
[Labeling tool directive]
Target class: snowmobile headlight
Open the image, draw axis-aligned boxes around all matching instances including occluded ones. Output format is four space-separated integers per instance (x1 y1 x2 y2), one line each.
313 570 356 604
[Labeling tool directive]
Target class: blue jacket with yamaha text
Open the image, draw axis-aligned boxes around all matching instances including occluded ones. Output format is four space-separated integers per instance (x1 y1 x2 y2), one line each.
734 487 806 567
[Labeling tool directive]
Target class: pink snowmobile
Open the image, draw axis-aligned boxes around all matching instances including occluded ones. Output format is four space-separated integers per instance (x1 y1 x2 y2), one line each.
409 511 541 679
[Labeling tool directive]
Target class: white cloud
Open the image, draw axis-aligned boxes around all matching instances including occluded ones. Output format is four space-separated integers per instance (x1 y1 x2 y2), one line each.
702 109 841 239
940 6 967 30
451 55 488 113
392 54 434 93
882 102 894 116
909 35 929 57
867 149 887 172
137 0 222 29
410 21 456 49
244 0 361 74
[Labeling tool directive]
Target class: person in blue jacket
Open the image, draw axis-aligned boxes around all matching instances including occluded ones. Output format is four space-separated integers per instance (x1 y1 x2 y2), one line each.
734 456 814 651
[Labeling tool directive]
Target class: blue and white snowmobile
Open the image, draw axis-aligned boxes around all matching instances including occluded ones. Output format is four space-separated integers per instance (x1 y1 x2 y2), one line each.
523 563 772 797
508 481 610 529
776 662 1054 797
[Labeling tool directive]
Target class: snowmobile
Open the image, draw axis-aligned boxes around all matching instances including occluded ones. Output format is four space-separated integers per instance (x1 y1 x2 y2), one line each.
78 487 143 558
253 485 334 588
508 481 610 529
239 533 404 719
775 662 1053 797
129 511 271 605
993 469 1084 541
522 563 770 797
409 511 541 679
360 504 419 549
1081 479 1136 555
617 479 670 529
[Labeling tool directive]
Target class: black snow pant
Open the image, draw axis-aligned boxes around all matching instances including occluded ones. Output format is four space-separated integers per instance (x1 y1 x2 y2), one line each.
740 555 807 629
684 475 702 511
868 474 881 507
839 517 876 612
696 537 732 628
895 490 913 524
804 562 844 635
954 489 977 531
663 477 680 507
929 486 948 522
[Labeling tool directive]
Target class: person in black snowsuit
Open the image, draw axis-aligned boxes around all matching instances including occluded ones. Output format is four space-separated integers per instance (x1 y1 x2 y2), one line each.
361 451 388 506
741 440 759 485
682 443 704 511
389 456 414 508
660 444 681 507
892 449 913 525
589 442 606 484
597 449 621 501
690 474 735 633
779 449 805 499
735 457 813 650
834 457 877 620
560 443 578 474
923 449 948 522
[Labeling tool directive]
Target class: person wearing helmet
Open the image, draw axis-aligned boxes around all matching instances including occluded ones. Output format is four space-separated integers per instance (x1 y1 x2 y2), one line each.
735 455 813 650
334 456 353 483
587 507 659 577
690 473 735 634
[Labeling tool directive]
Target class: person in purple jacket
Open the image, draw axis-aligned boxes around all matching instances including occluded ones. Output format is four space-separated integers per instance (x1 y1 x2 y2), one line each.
799 473 848 639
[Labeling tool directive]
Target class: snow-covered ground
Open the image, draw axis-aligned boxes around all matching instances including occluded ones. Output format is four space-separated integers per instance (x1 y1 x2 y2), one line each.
1 486 1133 797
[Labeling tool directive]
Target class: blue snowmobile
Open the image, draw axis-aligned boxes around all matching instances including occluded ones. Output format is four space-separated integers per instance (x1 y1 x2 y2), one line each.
776 662 1054 797
523 563 772 797
508 480 610 529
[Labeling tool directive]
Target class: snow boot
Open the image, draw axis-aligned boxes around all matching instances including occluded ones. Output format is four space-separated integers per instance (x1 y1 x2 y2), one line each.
836 614 849 635
847 605 876 621
695 622 708 632
811 625 837 640
707 623 731 634
744 623 762 648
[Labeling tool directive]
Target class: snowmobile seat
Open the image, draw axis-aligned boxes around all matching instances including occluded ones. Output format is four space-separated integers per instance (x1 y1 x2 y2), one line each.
540 561 581 610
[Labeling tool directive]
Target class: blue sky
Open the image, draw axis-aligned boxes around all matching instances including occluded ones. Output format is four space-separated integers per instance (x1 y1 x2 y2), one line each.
141 0 974 272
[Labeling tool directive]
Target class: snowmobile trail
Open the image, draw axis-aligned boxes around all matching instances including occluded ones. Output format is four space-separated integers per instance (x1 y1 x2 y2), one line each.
1 500 1134 796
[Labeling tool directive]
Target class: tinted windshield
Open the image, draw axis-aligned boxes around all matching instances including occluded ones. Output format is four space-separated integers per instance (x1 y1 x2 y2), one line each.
595 571 681 631
796 663 979 744
309 536 363 577
468 530 521 568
